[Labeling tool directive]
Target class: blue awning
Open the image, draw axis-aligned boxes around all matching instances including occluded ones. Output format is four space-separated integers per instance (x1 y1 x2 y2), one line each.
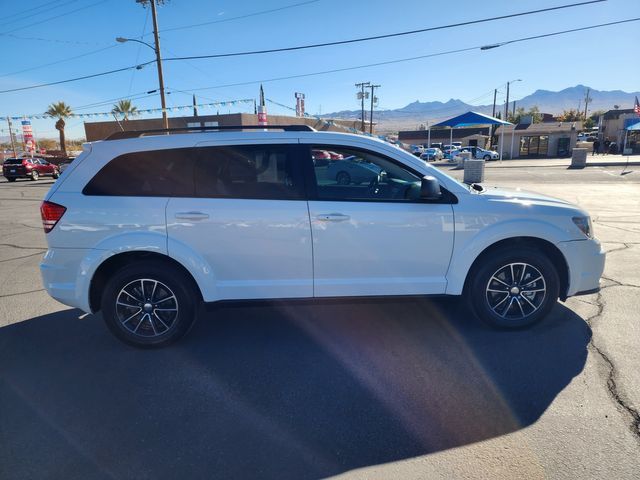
432 111 513 128
625 121 640 131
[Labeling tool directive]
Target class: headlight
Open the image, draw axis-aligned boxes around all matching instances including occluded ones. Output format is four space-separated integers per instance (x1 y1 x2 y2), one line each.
572 216 593 238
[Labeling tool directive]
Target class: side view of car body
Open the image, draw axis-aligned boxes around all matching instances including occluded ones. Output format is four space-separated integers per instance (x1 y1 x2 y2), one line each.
420 147 444 161
457 146 500 160
3 157 60 181
40 128 605 347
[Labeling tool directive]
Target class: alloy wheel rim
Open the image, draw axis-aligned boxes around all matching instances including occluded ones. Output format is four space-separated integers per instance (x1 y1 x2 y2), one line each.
115 278 178 338
485 262 546 320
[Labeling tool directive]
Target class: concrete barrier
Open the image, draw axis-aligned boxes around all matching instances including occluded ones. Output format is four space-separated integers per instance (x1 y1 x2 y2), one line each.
570 148 588 169
464 159 485 184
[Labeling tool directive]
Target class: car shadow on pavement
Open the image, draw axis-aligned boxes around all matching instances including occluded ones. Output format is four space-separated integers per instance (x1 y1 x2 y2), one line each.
0 298 590 480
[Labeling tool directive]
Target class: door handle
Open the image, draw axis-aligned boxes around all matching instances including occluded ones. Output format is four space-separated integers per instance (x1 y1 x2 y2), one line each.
316 213 350 222
175 211 209 220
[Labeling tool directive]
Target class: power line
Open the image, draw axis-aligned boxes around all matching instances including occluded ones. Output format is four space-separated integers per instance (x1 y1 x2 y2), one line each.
161 18 640 91
1 0 107 35
1 16 637 95
155 0 321 35
0 0 69 24
0 45 118 79
0 61 155 94
162 0 606 61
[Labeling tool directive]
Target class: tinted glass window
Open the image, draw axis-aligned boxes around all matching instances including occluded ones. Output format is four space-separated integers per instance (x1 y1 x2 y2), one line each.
3 158 23 165
194 145 304 200
83 148 195 197
310 146 423 201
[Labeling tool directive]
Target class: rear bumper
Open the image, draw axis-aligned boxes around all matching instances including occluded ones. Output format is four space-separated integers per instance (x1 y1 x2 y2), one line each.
557 238 606 297
40 247 105 313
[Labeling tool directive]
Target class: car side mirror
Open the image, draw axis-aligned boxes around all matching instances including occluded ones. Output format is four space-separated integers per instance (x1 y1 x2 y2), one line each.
420 175 441 200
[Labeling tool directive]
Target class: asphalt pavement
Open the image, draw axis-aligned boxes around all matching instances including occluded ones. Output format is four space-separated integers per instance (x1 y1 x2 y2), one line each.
0 163 639 479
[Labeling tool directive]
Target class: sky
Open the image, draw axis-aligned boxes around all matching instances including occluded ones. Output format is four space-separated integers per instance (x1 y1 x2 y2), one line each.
0 0 638 140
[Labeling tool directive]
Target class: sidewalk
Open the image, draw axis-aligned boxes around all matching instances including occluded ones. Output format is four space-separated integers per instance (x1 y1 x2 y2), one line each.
430 155 640 168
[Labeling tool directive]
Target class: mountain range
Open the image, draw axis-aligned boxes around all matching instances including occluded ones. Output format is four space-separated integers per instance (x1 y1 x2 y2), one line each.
323 85 640 132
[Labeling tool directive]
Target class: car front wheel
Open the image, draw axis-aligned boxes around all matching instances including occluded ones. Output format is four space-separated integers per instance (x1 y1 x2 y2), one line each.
467 247 559 329
101 261 198 347
483 155 491 160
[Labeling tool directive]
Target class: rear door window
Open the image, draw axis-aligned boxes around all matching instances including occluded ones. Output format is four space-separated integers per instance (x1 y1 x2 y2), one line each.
194 145 305 200
83 148 195 197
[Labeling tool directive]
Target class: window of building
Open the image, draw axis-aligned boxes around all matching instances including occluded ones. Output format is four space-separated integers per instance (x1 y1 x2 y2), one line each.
519 135 549 157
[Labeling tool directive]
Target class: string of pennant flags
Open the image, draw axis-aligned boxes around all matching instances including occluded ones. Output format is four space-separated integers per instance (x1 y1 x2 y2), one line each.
7 98 255 121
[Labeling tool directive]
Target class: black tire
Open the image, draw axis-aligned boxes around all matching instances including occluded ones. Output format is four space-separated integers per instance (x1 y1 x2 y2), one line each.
101 260 198 348
466 247 559 329
336 171 351 185
30 171 39 181
483 155 491 160
52 169 60 179
6 177 16 182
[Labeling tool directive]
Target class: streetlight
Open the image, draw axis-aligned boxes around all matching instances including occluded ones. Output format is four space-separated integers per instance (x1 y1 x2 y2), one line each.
116 1 168 129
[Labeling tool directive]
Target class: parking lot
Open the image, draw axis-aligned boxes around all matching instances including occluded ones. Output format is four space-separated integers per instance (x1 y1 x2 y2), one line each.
1 163 639 479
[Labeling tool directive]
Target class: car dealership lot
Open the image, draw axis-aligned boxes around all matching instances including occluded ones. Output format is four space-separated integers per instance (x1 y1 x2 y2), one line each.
1 165 639 479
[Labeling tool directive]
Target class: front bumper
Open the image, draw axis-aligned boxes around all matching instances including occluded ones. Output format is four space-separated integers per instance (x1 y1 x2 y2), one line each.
557 238 606 297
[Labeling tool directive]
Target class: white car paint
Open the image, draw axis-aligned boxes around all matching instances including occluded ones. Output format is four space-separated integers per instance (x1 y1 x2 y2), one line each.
41 130 604 314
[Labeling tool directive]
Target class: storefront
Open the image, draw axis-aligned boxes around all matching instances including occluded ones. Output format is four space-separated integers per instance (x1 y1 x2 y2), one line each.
496 122 580 159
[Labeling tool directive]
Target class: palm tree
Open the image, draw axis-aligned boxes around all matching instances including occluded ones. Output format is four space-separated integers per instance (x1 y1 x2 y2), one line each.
45 101 72 156
112 99 139 121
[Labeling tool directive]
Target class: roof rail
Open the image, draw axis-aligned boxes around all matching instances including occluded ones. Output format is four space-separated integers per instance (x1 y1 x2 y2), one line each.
104 124 315 141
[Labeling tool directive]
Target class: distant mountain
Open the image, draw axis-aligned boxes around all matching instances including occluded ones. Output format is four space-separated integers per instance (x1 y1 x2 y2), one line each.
510 85 639 113
322 85 640 132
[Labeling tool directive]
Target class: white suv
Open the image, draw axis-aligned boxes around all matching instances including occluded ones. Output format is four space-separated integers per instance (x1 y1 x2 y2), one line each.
40 126 605 347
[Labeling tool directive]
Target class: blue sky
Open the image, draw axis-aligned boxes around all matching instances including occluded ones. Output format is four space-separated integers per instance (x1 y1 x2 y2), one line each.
0 0 638 139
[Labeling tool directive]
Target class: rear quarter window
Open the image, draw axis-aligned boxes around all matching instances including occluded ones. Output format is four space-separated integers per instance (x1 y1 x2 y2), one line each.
82 148 195 197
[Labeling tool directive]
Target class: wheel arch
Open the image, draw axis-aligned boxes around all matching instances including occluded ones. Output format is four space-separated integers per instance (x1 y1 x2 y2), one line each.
89 251 203 313
462 236 569 301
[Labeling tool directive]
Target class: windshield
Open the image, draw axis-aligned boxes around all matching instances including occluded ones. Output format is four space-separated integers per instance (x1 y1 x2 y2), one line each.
3 158 23 165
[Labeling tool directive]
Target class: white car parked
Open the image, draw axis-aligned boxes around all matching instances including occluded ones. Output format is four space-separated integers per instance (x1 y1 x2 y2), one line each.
40 126 605 347
456 146 500 160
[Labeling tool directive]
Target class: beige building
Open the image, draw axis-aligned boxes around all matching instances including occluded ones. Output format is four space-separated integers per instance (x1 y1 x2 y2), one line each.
601 109 640 153
495 121 581 159
84 113 362 142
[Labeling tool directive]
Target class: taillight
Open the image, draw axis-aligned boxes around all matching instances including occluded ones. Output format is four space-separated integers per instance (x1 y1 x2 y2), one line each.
40 201 66 233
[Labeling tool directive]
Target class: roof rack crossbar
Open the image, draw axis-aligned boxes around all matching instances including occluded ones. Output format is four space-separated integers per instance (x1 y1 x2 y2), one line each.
104 124 315 141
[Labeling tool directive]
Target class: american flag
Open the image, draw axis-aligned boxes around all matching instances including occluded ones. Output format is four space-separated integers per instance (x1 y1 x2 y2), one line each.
635 96 640 116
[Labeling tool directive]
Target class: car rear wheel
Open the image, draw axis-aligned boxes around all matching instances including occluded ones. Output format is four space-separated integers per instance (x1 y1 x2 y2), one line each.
30 171 39 181
336 171 351 185
467 247 559 329
7 177 16 182
101 261 198 348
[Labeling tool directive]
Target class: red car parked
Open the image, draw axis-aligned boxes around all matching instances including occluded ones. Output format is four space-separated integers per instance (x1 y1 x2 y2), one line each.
2 157 60 182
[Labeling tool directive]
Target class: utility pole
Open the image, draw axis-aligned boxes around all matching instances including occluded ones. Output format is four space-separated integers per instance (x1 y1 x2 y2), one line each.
489 88 497 148
355 82 370 132
583 88 591 121
512 100 516 117
368 84 380 134
6 117 17 158
149 0 169 129
504 82 510 121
